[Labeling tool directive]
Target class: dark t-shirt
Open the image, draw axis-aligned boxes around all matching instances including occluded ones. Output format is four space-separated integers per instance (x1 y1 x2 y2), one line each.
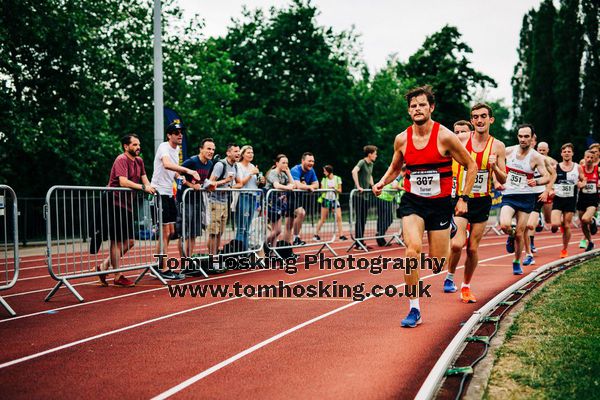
107 153 147 210
180 155 213 202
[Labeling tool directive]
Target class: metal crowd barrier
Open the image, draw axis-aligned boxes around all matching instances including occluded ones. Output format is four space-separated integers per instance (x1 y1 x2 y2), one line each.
44 186 164 302
180 188 265 273
265 189 339 258
0 185 19 316
347 188 404 252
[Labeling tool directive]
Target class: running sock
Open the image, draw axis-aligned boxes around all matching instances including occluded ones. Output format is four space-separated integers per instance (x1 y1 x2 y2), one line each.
446 273 455 281
461 282 470 289
409 298 420 310
530 236 535 246
513 259 520 264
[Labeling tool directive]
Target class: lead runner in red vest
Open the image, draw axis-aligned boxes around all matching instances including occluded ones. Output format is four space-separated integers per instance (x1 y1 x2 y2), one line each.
444 103 507 304
373 85 477 328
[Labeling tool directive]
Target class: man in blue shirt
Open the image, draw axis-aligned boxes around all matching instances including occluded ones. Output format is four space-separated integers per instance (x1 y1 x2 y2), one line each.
289 152 319 245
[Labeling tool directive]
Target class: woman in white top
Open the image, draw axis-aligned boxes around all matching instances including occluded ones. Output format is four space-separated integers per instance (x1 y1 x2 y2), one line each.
315 165 347 241
234 145 264 251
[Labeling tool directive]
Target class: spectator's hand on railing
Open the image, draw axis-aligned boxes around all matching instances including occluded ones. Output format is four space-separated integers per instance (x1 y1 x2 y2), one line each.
144 185 157 195
192 183 202 191
205 180 217 192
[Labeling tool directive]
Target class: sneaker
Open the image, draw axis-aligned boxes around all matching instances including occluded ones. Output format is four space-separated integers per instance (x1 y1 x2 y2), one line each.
339 235 348 241
376 237 387 247
114 275 135 287
450 218 457 239
512 261 523 275
591 219 598 235
401 308 422 328
460 287 477 303
506 235 515 254
579 239 588 249
293 237 306 246
443 279 457 293
96 266 108 287
313 234 321 241
586 241 594 252
523 254 535 266
158 269 184 280
530 244 537 253
535 219 543 232
560 249 568 258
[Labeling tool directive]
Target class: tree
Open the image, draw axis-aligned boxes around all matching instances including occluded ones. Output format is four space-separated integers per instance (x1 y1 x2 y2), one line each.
579 0 600 143
395 26 497 127
512 10 536 124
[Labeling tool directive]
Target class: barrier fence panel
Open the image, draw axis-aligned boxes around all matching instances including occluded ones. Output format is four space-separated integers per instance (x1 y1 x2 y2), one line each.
348 188 404 252
44 186 164 302
265 189 339 258
484 197 503 236
0 185 19 316
180 188 265 273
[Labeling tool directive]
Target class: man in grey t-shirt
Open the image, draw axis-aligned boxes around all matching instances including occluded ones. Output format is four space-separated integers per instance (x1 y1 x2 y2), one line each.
206 143 242 270
350 145 377 249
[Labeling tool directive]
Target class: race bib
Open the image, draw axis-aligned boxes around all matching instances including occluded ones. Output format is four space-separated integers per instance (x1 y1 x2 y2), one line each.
409 170 440 197
582 183 597 194
507 170 527 189
555 183 574 197
451 177 457 197
461 170 489 195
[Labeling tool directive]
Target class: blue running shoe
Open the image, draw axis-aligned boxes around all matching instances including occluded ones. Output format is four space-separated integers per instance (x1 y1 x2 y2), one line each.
506 235 515 254
450 218 457 239
513 261 523 275
523 254 535 266
443 279 457 293
401 308 422 328
586 241 594 252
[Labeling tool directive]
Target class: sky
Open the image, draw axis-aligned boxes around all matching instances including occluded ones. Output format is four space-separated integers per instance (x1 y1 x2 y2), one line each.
179 0 543 107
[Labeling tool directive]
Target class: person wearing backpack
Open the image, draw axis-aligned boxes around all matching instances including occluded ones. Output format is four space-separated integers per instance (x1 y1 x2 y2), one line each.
205 143 242 272
315 165 347 241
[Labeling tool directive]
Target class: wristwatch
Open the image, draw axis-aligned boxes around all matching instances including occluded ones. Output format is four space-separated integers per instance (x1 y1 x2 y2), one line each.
141 183 146 191
459 194 470 203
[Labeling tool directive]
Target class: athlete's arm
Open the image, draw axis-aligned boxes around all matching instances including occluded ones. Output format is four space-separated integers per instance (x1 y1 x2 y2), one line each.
441 128 477 215
577 165 587 189
490 140 507 184
531 154 549 186
373 132 405 196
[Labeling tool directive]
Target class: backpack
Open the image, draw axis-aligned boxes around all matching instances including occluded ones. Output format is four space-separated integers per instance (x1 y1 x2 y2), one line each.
208 155 238 181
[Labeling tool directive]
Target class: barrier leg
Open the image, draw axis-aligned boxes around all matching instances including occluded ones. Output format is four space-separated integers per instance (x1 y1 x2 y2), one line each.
0 296 16 317
45 279 84 303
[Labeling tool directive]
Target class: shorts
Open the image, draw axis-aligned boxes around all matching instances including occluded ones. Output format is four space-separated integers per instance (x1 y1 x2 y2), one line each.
533 198 545 214
398 192 453 231
577 194 599 212
208 202 228 235
321 199 340 210
501 193 537 214
288 192 313 216
107 205 135 242
552 196 577 213
456 196 492 224
177 201 204 238
152 195 178 225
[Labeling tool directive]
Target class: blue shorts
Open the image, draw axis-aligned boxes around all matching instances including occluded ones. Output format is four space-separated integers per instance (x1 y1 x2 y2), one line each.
501 193 537 214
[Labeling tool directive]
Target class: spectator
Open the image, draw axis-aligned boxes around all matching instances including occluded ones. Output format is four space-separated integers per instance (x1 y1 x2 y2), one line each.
376 173 403 246
207 143 242 271
315 165 347 241
265 154 296 252
351 145 377 248
98 133 156 287
150 121 200 280
289 152 319 245
233 145 265 251
179 138 216 259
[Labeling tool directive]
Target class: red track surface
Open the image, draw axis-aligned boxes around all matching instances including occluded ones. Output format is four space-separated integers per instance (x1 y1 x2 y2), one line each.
0 230 588 399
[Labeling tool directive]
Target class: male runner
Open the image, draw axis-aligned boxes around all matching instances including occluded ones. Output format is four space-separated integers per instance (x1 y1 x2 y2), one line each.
577 150 599 251
552 143 585 258
500 124 549 275
522 140 557 265
373 85 477 328
444 103 506 303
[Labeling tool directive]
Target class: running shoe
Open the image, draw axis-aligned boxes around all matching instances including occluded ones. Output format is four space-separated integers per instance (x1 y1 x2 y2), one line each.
506 235 515 254
313 234 321 241
535 217 543 232
114 275 135 287
376 237 387 247
460 287 477 303
293 237 306 246
530 244 537 253
560 249 568 258
401 308 422 328
512 261 523 275
523 254 535 266
339 235 348 241
591 218 598 235
586 241 594 252
579 239 588 249
443 279 457 293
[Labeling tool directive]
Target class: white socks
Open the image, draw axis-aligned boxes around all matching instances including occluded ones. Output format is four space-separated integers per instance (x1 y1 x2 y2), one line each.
409 298 420 310
446 273 454 281
461 282 470 289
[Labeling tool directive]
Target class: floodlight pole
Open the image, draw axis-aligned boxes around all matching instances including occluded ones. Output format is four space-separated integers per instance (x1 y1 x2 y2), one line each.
153 0 164 152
